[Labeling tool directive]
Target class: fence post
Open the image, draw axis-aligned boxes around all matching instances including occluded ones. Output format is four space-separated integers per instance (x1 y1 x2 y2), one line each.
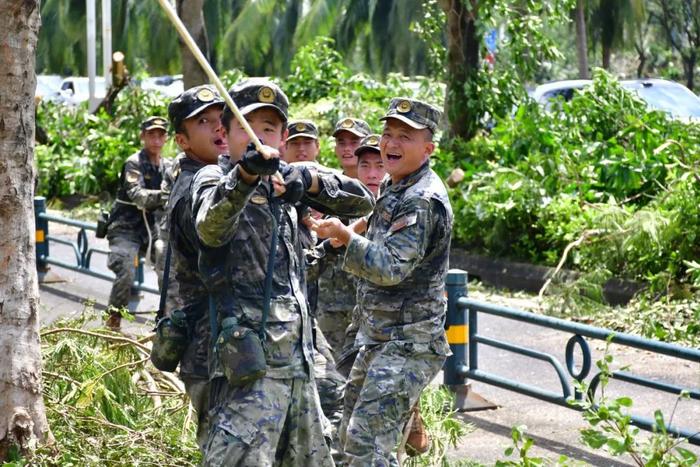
445 269 469 386
444 268 497 411
131 256 145 295
34 196 49 273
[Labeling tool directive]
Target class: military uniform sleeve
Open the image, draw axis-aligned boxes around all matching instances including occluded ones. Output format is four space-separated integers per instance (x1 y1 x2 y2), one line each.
305 240 343 283
342 197 444 286
191 164 259 248
123 157 163 210
303 169 375 218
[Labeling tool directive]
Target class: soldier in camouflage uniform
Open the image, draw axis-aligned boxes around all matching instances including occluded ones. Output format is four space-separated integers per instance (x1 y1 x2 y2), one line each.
314 98 453 466
165 85 228 450
190 78 375 466
284 119 320 163
105 116 169 329
315 118 371 357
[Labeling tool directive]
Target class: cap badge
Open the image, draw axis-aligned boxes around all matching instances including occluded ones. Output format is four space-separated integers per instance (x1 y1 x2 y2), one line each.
341 118 354 129
197 88 215 102
295 122 306 132
153 118 166 126
367 136 379 146
258 86 275 103
397 100 412 113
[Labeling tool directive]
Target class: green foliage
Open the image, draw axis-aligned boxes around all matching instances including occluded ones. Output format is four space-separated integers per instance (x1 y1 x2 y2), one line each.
36 87 174 199
286 37 352 103
405 387 471 467
13 310 200 466
569 341 698 466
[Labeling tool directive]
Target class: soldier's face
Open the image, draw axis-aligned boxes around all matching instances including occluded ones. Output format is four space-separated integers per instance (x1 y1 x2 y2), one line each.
380 119 434 183
357 152 385 197
334 131 362 173
225 108 287 162
141 129 167 157
285 137 319 163
176 106 227 164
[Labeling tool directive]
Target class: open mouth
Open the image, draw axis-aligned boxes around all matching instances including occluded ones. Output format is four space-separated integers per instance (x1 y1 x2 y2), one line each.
387 153 402 161
214 137 228 151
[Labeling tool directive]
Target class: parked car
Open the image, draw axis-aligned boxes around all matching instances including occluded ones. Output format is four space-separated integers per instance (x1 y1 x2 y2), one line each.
531 78 700 121
35 74 64 100
138 75 184 98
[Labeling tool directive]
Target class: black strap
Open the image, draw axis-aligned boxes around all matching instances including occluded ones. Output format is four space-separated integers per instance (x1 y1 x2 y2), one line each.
156 242 172 322
260 194 282 341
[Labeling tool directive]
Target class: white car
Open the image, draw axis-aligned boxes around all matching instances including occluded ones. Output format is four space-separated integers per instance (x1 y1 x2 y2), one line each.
531 78 700 121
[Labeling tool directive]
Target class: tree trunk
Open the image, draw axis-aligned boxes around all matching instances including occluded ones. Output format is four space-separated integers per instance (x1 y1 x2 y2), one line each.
602 44 611 70
439 0 480 140
0 0 51 460
575 0 589 78
683 52 696 91
176 0 209 88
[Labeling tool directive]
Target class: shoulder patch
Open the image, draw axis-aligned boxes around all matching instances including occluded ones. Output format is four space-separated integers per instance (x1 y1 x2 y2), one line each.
389 213 418 234
126 170 140 184
250 195 268 205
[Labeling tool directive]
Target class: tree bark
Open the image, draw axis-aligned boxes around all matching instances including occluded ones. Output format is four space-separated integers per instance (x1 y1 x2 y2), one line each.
0 0 51 460
439 0 480 140
575 0 589 78
176 0 209 89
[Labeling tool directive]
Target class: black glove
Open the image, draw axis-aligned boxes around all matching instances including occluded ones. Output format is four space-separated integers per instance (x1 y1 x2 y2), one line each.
239 142 280 176
278 163 312 204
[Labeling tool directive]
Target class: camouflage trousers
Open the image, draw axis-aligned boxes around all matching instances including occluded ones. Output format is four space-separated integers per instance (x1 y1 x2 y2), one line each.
338 339 448 467
107 236 144 309
317 308 353 360
313 327 346 462
203 376 334 467
182 376 210 453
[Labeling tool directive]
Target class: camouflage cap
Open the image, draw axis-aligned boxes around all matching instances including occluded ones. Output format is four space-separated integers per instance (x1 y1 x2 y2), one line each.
168 85 224 133
354 133 381 157
332 117 371 138
227 78 289 123
379 97 442 133
141 116 169 132
287 120 319 141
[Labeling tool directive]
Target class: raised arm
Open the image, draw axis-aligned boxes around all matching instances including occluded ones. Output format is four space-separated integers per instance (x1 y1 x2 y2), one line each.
299 164 375 218
191 164 259 248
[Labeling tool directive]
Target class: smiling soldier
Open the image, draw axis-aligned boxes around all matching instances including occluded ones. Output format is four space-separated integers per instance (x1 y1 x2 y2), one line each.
313 97 453 465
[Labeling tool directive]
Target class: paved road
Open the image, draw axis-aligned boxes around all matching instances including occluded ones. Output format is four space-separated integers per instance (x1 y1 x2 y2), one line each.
38 223 700 465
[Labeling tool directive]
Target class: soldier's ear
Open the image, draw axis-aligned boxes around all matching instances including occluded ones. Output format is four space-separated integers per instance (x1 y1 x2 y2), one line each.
174 132 190 152
280 127 289 145
424 140 435 157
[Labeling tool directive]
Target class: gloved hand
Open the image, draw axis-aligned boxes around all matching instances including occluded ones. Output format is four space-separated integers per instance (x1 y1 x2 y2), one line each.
239 142 280 176
278 163 312 203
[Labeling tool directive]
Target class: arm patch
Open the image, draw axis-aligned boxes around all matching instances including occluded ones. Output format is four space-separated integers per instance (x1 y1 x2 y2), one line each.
389 213 417 234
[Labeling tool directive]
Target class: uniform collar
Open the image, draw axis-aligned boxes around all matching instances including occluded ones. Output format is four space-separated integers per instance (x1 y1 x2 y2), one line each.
384 161 430 193
180 152 207 172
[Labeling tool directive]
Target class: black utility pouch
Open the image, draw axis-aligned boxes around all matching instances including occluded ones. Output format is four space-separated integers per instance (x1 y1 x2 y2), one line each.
95 210 110 239
150 309 189 372
216 317 267 386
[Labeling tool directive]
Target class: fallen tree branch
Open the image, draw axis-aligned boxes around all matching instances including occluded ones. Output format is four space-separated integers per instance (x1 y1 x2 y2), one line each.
140 369 162 409
538 229 604 301
41 327 151 353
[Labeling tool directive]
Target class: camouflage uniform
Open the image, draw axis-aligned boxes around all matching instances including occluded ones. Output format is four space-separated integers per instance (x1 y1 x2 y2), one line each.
314 118 371 358
191 78 375 467
164 86 227 450
107 143 166 310
338 99 453 466
156 153 186 314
